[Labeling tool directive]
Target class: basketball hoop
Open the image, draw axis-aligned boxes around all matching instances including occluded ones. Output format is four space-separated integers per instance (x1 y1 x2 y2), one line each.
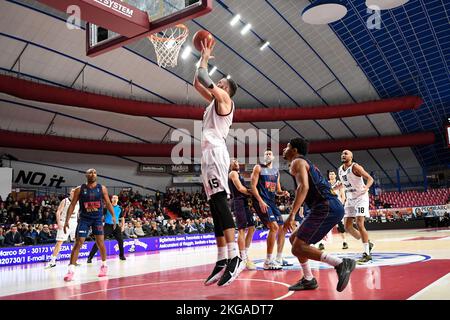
148 24 189 68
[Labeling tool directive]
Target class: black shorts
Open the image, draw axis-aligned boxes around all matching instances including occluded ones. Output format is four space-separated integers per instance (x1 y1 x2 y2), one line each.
233 199 255 230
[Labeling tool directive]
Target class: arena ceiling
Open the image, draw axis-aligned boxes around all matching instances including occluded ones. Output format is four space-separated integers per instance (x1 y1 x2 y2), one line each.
0 0 448 187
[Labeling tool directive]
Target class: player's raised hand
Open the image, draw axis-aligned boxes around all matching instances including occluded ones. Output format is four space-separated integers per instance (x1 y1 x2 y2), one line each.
200 38 215 61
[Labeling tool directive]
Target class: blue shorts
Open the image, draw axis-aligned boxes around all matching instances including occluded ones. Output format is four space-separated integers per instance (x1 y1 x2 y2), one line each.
232 199 255 230
296 198 344 244
253 199 283 226
76 216 104 238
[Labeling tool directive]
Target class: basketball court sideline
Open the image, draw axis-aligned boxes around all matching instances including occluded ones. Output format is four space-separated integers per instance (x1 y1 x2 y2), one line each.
1 228 449 300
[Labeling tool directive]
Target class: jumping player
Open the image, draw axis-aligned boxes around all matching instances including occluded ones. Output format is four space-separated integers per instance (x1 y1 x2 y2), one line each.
283 138 355 292
193 38 243 287
339 150 374 263
63 168 116 281
228 159 256 270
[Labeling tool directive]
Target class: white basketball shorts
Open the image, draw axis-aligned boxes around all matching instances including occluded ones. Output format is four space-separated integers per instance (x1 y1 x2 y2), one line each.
344 194 370 218
201 147 231 200
56 218 78 242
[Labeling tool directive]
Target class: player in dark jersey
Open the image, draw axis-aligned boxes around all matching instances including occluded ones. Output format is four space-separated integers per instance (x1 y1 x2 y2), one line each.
251 149 290 270
283 138 355 292
228 159 256 270
63 168 116 281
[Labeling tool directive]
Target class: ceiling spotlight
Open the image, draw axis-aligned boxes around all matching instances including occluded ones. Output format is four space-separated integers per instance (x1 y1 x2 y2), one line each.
226 75 231 80
240 23 252 35
260 41 270 51
230 14 241 26
366 0 409 10
181 46 192 60
302 0 348 25
209 66 218 76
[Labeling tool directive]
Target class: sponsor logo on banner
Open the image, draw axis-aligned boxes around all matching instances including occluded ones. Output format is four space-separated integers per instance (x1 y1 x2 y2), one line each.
0 230 274 267
413 205 449 216
14 170 66 188
170 165 190 174
139 165 166 173
93 0 134 18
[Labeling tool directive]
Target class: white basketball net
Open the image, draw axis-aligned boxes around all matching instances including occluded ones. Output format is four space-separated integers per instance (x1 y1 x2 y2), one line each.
149 24 189 68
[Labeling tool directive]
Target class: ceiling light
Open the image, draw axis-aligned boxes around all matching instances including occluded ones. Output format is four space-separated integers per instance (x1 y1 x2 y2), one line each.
209 66 217 76
260 41 270 51
181 46 192 60
240 23 252 35
230 14 241 26
302 0 348 25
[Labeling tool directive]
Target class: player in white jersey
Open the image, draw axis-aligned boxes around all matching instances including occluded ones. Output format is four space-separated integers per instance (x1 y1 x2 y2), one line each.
338 150 374 264
193 38 243 287
46 188 79 268
328 170 348 250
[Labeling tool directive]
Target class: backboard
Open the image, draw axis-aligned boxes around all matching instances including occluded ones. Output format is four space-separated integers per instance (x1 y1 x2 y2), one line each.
86 0 212 57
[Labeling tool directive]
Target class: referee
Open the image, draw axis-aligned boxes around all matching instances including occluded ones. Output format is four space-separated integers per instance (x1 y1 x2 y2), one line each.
87 195 126 263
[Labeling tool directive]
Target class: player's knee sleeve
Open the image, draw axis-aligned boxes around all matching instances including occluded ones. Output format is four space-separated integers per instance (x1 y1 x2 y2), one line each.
211 191 235 231
209 199 224 237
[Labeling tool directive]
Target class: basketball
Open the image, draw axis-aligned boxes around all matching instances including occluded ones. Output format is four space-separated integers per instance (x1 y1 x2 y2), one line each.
192 30 215 52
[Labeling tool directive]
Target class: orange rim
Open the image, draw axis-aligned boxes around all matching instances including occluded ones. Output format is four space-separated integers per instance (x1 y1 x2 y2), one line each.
148 24 189 42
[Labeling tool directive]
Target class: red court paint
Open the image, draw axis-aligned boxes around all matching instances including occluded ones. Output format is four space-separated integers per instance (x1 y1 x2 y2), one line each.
1 260 449 300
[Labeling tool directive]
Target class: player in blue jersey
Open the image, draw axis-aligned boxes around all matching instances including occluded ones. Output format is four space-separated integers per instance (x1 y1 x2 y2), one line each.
87 194 126 263
251 149 291 270
283 138 356 292
228 159 256 270
63 168 116 281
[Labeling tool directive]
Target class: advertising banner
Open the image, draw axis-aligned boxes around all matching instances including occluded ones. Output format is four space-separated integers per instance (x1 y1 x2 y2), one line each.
0 230 283 267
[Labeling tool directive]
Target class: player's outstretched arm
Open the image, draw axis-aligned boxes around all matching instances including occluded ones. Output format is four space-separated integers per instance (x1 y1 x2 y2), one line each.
193 68 213 103
197 38 232 114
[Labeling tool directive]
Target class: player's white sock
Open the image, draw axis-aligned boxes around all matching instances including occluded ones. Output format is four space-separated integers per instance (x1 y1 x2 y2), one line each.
276 252 283 261
320 252 343 267
240 250 247 261
68 264 75 273
50 255 57 263
245 246 251 259
301 262 314 281
217 246 227 261
227 243 238 259
101 260 107 267
363 243 370 255
266 254 273 262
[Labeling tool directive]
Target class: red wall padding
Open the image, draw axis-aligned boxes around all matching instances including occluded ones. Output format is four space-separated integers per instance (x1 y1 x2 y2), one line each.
0 130 434 157
0 75 423 122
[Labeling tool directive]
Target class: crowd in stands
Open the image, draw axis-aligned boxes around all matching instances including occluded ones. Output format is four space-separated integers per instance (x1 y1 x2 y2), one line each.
1 186 449 247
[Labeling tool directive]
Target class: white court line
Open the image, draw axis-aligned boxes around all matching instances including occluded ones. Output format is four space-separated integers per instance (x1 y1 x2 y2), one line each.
407 273 450 300
69 278 295 300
